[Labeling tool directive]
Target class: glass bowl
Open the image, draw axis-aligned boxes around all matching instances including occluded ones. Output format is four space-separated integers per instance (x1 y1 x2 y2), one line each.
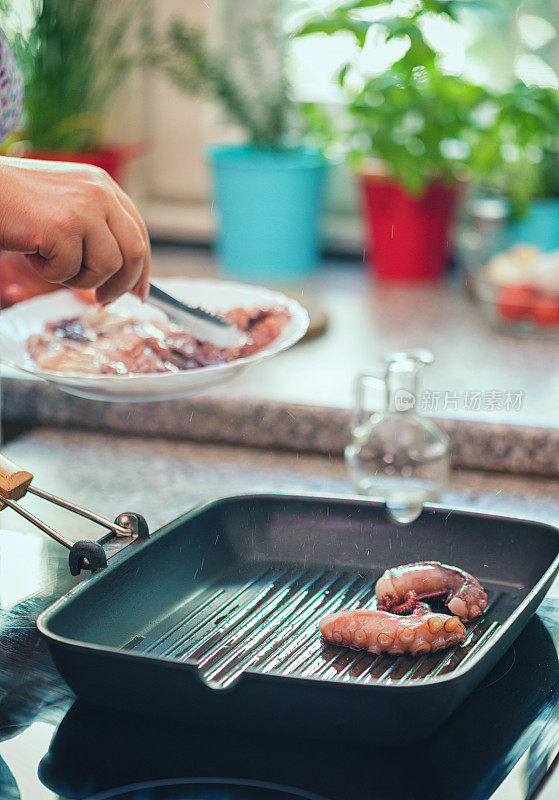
458 199 559 339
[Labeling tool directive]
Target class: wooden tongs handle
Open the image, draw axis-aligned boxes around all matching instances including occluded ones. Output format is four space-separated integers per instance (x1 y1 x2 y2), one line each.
0 454 33 509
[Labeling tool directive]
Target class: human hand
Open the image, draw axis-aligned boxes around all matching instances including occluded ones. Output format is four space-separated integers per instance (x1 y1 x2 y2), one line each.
0 156 151 304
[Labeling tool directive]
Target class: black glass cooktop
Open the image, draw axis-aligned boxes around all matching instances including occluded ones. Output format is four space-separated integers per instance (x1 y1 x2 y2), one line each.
0 588 556 800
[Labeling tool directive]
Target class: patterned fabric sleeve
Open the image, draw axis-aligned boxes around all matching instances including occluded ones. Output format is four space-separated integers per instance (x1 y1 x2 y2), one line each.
0 29 23 143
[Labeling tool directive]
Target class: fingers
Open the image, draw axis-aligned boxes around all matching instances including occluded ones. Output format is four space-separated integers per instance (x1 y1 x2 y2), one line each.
111 182 152 300
63 220 123 290
26 232 83 285
96 198 146 305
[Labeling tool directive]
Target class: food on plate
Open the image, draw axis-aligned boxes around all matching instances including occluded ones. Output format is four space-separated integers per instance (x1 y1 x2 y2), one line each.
319 605 466 656
375 561 488 622
26 304 290 375
484 245 559 327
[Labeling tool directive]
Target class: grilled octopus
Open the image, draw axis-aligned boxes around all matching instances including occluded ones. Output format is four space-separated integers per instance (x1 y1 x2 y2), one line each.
319 604 466 656
375 562 488 622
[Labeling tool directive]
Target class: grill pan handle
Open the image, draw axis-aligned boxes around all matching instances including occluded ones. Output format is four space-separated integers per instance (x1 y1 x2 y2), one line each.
0 454 149 575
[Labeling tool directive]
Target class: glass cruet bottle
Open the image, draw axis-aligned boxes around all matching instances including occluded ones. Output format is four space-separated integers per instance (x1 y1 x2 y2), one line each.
344 349 451 522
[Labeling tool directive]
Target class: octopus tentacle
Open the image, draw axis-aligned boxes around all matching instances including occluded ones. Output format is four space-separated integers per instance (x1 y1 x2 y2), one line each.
378 589 418 615
319 608 466 656
377 593 396 612
375 562 488 622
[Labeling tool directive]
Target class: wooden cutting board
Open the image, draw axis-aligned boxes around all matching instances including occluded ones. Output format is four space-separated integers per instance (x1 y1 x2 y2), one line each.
283 291 328 342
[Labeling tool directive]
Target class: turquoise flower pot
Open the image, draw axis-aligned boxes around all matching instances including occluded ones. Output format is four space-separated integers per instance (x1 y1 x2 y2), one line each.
508 198 559 252
208 145 326 283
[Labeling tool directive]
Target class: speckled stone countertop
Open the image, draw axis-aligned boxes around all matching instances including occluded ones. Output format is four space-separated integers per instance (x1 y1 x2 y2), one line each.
3 248 559 475
1 427 558 596
4 377 559 476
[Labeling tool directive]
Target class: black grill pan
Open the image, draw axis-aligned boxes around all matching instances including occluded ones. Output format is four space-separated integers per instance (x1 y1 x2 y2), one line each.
37 493 559 743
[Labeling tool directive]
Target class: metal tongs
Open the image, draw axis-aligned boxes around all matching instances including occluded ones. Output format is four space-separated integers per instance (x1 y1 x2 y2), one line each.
0 454 148 575
147 283 245 349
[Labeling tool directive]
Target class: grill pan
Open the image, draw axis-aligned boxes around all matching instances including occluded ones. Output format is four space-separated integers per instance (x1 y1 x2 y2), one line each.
33 491 559 744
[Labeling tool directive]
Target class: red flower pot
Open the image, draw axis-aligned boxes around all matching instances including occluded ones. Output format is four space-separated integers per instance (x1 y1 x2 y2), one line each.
24 141 147 183
360 174 460 282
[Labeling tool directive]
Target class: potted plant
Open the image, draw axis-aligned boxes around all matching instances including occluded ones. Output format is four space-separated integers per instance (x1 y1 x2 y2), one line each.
164 1 326 283
297 1 558 282
5 0 152 183
475 84 559 251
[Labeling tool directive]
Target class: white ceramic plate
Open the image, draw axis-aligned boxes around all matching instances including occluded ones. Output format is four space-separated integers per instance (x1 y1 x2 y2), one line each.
0 278 309 402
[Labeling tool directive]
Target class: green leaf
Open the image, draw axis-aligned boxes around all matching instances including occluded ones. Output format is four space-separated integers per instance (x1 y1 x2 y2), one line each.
165 9 294 148
297 15 370 46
